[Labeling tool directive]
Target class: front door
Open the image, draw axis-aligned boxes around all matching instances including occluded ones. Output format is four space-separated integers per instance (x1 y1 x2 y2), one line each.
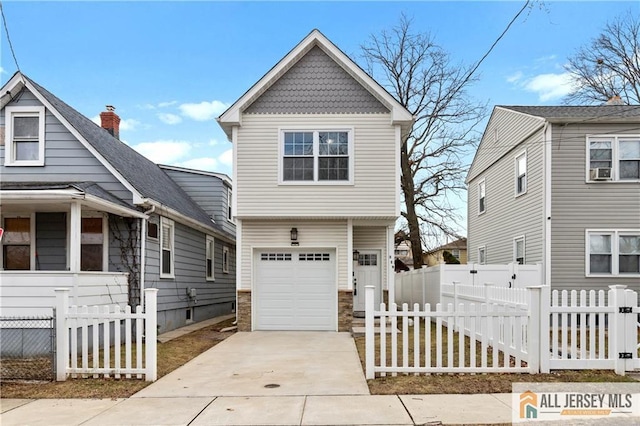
353 250 381 312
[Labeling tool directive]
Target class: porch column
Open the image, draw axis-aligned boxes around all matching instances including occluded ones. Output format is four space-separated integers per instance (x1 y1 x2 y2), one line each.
69 201 82 305
69 201 81 273
387 224 395 304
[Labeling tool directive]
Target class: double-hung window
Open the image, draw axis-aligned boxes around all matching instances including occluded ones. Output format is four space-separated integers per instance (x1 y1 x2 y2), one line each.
588 136 640 181
2 216 32 270
223 246 230 273
478 180 486 214
281 130 352 183
587 230 640 276
515 151 527 196
206 235 215 280
513 236 525 265
4 106 46 166
226 188 233 222
160 218 175 278
478 246 486 265
81 216 106 271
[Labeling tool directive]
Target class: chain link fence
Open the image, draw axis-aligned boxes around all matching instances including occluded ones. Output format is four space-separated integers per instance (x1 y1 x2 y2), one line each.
0 316 55 381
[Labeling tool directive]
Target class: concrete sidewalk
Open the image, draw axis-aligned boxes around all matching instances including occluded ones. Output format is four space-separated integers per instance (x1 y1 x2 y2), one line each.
1 393 518 425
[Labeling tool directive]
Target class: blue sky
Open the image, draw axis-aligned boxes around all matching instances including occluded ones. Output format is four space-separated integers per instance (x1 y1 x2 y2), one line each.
1 1 637 183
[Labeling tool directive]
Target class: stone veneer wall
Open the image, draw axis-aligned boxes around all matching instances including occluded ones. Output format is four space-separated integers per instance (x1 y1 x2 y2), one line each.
237 290 252 332
338 290 353 332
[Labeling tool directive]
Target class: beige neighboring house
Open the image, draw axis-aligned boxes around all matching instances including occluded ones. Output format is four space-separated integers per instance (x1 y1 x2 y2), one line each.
217 29 413 331
394 240 413 270
424 238 468 266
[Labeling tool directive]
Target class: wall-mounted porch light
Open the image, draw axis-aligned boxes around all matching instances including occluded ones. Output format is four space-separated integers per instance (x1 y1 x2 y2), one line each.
353 249 360 261
290 227 299 246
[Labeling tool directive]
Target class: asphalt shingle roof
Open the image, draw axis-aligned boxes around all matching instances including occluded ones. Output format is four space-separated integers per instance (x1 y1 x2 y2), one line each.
24 75 221 233
499 105 640 121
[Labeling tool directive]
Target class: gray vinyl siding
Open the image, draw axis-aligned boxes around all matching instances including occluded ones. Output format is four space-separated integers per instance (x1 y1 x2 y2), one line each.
35 212 67 270
236 114 397 218
550 122 640 292
240 219 349 291
144 214 235 333
245 46 388 114
0 89 132 203
161 168 235 236
467 107 544 182
467 125 545 267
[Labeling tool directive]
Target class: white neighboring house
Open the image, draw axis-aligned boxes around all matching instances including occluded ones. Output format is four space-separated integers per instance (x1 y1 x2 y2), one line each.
466 105 640 292
218 29 413 331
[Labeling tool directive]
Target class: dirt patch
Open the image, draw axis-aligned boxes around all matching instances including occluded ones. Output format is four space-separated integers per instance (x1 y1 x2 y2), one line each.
1 318 237 399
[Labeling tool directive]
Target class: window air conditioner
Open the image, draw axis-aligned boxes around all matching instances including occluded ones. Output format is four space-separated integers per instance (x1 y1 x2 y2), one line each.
590 167 612 180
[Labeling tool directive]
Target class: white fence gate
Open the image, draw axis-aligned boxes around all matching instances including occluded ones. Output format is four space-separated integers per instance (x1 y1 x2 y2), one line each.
365 284 640 378
395 263 542 307
55 287 158 382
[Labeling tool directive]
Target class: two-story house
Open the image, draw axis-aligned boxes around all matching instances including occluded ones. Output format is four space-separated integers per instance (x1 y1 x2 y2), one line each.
466 105 640 291
218 30 413 331
0 72 236 335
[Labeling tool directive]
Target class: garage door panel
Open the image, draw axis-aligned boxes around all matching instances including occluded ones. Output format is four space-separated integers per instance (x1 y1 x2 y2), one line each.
255 249 336 331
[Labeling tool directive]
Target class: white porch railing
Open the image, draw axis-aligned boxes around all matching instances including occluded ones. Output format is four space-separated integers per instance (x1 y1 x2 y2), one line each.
55 287 158 382
0 271 129 317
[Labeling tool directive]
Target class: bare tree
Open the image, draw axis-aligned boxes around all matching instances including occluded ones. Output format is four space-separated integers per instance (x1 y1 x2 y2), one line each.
565 11 640 105
361 15 486 269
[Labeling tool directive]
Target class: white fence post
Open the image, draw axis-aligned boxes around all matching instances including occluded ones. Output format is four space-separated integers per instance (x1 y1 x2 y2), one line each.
624 289 638 373
55 288 70 381
365 285 375 379
609 285 628 376
527 286 542 373
144 288 159 382
539 286 551 373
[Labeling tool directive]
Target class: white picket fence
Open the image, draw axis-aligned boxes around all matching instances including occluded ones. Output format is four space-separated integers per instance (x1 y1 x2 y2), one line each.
365 284 640 378
55 287 158 382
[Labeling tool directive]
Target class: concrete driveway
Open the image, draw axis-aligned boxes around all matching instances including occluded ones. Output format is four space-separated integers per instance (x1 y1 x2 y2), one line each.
133 331 370 398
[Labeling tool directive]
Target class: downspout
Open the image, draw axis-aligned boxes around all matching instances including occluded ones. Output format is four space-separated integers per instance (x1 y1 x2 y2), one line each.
141 205 156 308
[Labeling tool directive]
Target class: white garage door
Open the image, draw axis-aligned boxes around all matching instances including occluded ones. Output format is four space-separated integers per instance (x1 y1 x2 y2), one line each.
255 249 336 331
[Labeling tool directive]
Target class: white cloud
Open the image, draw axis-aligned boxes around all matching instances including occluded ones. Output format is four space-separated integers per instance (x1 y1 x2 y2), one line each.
130 140 192 164
177 157 219 171
179 100 229 121
523 72 574 102
158 101 177 108
157 113 183 125
119 118 140 131
0 66 6 74
506 71 523 84
218 148 233 166
208 139 220 146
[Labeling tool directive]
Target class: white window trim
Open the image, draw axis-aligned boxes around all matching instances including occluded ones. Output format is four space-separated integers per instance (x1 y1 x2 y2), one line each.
478 179 486 215
159 217 175 279
0 213 36 271
223 246 230 274
278 127 355 185
515 150 527 197
586 134 640 183
206 235 215 281
81 212 109 272
513 235 526 265
585 229 640 277
4 106 46 166
478 246 486 265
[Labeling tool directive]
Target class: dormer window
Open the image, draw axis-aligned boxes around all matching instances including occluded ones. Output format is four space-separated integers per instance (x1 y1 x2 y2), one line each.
4 106 46 166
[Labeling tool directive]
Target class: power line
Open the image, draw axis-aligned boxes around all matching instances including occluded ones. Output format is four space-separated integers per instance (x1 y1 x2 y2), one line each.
0 1 21 74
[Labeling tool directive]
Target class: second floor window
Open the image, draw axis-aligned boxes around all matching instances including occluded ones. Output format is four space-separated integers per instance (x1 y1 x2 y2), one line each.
515 152 527 195
4 106 46 166
478 180 486 214
588 136 640 181
281 130 352 183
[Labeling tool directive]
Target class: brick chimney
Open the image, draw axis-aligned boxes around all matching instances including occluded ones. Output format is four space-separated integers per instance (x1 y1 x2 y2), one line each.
100 105 121 139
